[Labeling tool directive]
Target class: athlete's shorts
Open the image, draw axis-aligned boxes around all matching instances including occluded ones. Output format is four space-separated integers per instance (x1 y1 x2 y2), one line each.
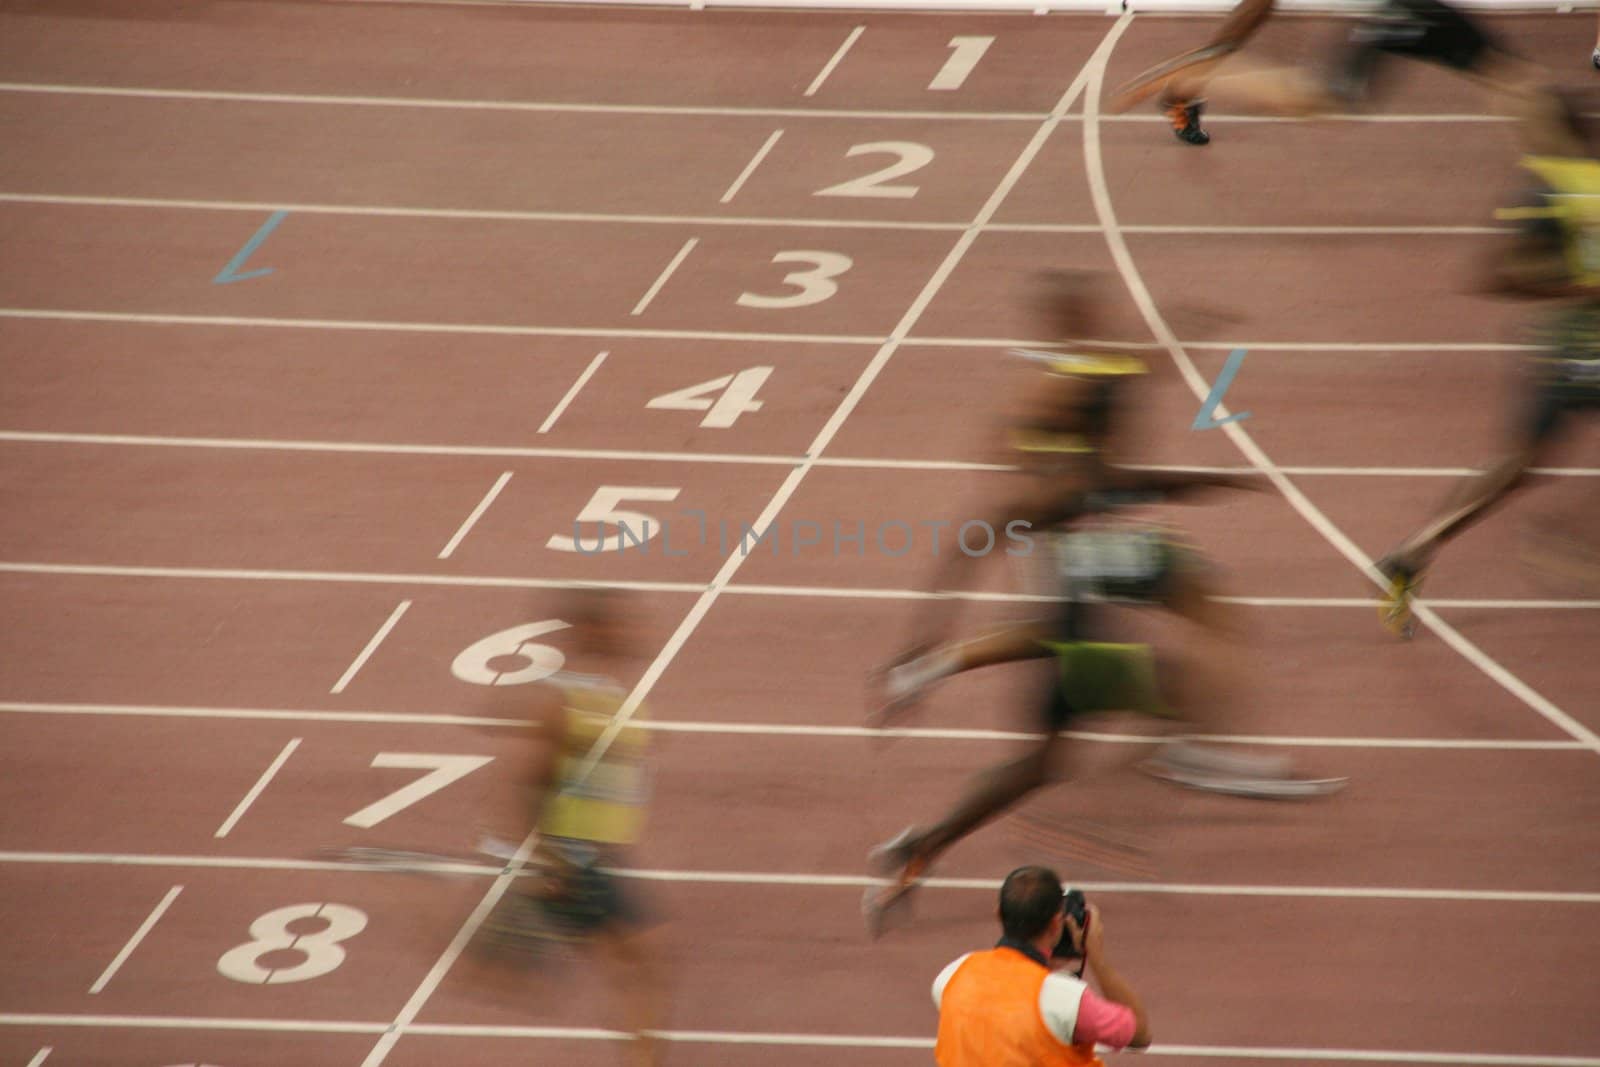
1337 0 1498 100
1035 640 1177 730
533 839 651 935
1523 307 1600 443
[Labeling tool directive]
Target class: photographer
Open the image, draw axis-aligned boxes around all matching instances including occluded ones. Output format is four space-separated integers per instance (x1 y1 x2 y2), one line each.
932 866 1150 1065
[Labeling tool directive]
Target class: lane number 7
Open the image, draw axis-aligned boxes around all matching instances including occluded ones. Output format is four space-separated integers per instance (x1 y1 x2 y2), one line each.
343 754 495 829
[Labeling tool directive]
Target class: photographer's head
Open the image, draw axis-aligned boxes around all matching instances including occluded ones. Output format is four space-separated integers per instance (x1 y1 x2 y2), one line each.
998 866 1067 954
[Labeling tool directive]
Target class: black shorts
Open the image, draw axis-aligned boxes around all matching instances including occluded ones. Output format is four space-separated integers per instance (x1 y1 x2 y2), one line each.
1523 308 1600 443
1523 363 1600 443
540 860 649 934
1338 0 1498 98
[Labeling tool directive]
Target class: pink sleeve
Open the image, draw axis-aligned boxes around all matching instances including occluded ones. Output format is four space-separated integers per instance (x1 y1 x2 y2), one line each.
1071 986 1137 1050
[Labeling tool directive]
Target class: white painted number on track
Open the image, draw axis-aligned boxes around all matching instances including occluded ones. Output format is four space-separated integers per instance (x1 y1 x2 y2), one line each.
647 367 772 428
451 619 571 686
929 36 994 91
546 486 682 552
736 252 852 309
343 754 495 829
216 903 368 985
814 143 933 200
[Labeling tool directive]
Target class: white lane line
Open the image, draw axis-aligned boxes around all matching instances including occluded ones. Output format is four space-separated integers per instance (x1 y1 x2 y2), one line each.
3 431 1598 480
537 351 608 434
330 600 412 694
0 81 1530 126
0 700 525 728
88 885 182 993
0 430 800 466
0 307 1550 352
2 851 1597 904
0 1014 1596 1064
1004 222 1506 235
619 871 1600 904
804 27 865 97
25 1048 51 1067
435 472 512 559
0 560 704 593
3 560 1597 609
0 308 882 346
720 130 784 204
0 80 1045 121
630 238 698 316
0 192 966 231
358 27 1123 1067
0 701 1589 750
0 850 494 876
0 1013 386 1034
213 739 302 837
0 193 1511 237
0 1014 1595 1064
1077 23 1600 760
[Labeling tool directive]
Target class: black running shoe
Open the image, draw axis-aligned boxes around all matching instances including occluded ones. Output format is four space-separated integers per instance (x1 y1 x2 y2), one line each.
1164 98 1210 146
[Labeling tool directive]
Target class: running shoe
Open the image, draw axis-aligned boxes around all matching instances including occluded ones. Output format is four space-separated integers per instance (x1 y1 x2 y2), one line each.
1141 742 1347 799
1163 98 1211 146
863 827 930 938
1375 555 1421 639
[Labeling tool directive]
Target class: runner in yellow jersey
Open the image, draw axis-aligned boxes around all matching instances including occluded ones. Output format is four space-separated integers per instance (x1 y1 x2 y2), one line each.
1377 100 1600 634
480 589 667 1067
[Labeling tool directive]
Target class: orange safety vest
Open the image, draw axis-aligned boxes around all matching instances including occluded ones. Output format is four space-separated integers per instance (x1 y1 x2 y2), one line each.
935 948 1104 1067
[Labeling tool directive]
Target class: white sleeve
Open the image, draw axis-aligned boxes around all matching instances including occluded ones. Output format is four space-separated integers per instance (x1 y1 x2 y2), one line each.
932 954 973 1010
1037 972 1088 1044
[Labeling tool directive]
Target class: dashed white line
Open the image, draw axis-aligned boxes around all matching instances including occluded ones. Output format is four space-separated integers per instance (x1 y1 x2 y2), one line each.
720 129 785 203
435 472 512 559
330 600 413 694
358 25 1120 1067
88 885 182 994
804 26 865 97
536 351 608 434
213 739 302 838
25 1048 51 1067
630 238 699 316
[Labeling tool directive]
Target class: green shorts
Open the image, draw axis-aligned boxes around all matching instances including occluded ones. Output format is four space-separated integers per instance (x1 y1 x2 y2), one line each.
1035 640 1176 729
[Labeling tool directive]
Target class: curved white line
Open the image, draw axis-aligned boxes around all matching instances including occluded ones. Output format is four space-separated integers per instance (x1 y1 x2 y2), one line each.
1077 20 1600 755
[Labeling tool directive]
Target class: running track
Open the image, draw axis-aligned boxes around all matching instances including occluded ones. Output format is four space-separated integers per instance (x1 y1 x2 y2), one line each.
1 3 1598 1065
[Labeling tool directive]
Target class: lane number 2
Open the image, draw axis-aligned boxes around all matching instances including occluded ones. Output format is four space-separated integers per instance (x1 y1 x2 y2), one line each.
815 143 933 200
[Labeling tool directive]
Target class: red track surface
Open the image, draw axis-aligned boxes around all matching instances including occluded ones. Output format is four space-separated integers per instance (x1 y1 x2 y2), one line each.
2 2 1598 1065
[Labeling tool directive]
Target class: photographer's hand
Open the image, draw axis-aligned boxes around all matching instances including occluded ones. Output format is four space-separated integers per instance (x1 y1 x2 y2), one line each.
1075 905 1152 1050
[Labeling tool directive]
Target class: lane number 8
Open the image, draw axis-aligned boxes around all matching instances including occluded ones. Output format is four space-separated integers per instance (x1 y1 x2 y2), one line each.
216 903 368 985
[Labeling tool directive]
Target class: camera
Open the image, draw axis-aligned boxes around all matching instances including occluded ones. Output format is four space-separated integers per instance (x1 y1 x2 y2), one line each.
1051 888 1088 959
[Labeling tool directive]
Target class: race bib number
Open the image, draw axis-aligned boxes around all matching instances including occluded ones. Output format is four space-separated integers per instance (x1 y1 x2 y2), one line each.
1057 529 1162 582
